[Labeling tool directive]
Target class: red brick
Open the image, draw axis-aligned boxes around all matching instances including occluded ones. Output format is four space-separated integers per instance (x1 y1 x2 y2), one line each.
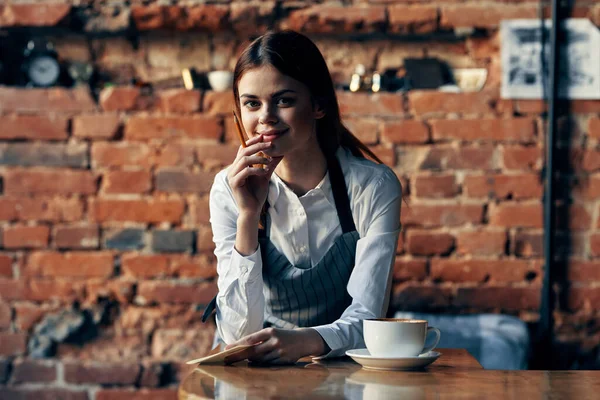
230 2 276 34
515 100 547 114
14 196 84 222
368 144 396 166
191 197 210 225
12 359 57 383
441 4 537 29
567 287 600 312
567 261 600 282
393 258 427 282
454 287 540 310
431 259 541 284
344 118 379 145
0 388 88 400
157 142 197 167
582 150 600 172
571 101 600 114
0 278 27 301
3 169 97 195
155 168 215 194
464 174 542 199
381 120 429 144
151 328 214 359
202 91 234 116
402 204 484 228
122 254 170 279
513 230 542 257
590 233 600 257
156 89 201 113
0 301 10 328
456 229 507 256
413 174 458 198
0 332 27 356
196 225 215 253
96 389 177 400
92 142 154 168
102 170 152 194
391 283 452 310
99 86 141 111
132 4 229 31
170 254 217 279
0 115 68 140
3 225 49 249
0 197 18 221
489 203 542 228
64 361 139 385
25 252 113 279
86 279 135 304
431 118 536 142
72 114 120 140
0 3 70 26
54 225 100 249
284 5 386 34
25 280 85 302
420 145 495 170
388 5 438 34
136 281 217 305
0 87 96 112
406 230 454 256
125 116 221 140
558 204 591 231
90 199 185 223
408 91 494 116
195 143 238 169
57 332 146 360
0 254 12 277
589 118 600 139
502 145 542 170
338 92 404 117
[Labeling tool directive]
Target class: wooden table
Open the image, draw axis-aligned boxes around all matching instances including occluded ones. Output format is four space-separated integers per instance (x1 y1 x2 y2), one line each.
178 349 600 399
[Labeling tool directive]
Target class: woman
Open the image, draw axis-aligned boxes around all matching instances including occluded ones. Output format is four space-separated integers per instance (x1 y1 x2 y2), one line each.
204 30 402 364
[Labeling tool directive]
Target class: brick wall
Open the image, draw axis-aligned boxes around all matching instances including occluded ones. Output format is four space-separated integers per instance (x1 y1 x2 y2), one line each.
1 0 600 397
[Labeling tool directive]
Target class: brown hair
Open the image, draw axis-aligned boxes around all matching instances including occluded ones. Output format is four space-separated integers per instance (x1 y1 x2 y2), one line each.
232 30 382 163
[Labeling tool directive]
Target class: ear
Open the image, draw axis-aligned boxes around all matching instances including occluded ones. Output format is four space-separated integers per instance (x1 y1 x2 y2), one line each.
313 103 326 120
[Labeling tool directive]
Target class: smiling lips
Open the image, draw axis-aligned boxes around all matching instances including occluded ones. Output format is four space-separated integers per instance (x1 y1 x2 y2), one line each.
258 129 288 142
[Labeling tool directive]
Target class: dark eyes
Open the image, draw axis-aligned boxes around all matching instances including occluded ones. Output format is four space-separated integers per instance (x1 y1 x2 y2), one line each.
243 98 295 108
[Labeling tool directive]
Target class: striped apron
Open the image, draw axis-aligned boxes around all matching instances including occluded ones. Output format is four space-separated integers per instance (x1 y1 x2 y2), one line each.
202 153 359 342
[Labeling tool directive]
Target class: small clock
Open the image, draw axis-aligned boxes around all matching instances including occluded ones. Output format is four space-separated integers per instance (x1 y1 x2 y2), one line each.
22 39 61 87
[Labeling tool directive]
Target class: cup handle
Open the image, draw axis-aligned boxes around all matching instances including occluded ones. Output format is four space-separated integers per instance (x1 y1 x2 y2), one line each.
422 327 441 354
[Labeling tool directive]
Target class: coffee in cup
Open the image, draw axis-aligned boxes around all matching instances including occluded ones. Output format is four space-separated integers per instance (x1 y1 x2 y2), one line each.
363 318 441 358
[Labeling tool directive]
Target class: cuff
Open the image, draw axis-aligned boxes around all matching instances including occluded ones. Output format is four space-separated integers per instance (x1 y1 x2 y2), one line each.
310 326 346 360
230 245 263 282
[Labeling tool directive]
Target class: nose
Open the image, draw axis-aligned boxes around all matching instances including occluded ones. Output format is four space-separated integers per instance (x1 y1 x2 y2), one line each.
258 104 278 125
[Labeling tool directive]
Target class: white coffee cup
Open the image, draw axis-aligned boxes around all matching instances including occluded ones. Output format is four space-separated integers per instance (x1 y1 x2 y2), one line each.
363 318 441 358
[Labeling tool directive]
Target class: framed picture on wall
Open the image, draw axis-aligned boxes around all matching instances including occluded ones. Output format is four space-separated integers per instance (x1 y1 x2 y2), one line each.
500 18 600 99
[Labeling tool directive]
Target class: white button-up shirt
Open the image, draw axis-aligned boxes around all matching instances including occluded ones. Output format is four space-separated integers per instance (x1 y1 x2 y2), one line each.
209 147 402 358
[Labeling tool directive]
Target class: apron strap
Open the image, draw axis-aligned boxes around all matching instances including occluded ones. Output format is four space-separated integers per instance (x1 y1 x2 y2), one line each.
327 152 357 234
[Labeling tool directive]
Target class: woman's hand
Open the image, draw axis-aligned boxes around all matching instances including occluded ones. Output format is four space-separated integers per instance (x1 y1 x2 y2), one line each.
227 135 282 220
223 328 327 365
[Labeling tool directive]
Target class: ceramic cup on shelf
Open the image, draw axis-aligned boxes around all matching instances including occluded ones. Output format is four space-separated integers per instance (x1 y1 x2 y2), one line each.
207 70 233 92
363 318 441 358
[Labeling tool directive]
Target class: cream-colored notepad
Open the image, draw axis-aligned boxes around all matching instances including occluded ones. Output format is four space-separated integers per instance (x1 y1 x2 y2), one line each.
185 344 256 365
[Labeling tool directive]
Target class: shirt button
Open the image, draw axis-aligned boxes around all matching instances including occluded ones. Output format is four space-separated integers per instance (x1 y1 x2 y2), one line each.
299 245 307 252
296 208 304 216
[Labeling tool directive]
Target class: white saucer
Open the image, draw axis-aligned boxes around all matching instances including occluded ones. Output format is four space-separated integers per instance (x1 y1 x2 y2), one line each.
345 349 441 371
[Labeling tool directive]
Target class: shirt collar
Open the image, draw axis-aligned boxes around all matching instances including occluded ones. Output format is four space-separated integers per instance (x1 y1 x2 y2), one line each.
267 147 347 208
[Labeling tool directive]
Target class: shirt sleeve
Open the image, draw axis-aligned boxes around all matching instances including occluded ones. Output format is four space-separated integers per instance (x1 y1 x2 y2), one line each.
312 168 402 358
209 170 265 345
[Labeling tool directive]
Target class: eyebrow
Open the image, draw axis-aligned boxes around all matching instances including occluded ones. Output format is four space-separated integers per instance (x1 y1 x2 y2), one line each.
239 89 297 99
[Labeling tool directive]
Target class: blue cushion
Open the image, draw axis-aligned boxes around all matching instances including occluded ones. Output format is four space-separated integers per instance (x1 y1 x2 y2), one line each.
393 312 529 370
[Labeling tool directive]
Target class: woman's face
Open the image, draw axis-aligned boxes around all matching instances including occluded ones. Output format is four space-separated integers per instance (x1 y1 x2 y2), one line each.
237 65 324 158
